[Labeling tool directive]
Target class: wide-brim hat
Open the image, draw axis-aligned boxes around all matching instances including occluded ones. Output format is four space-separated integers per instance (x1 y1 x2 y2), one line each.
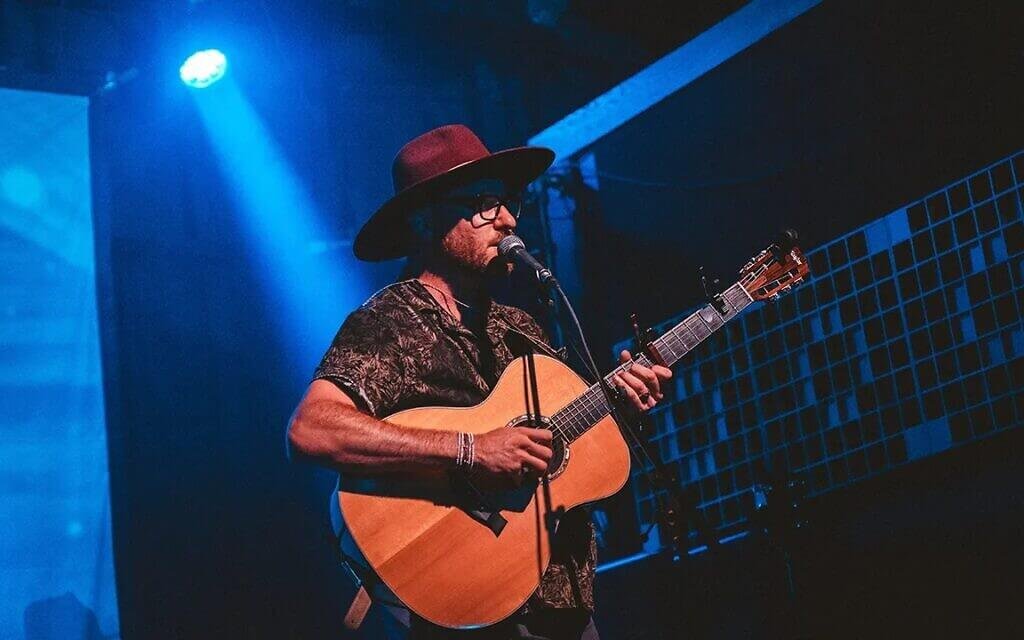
354 124 555 261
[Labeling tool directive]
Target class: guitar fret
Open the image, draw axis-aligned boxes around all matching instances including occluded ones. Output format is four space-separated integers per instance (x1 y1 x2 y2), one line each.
658 337 680 363
551 280 756 444
680 319 700 350
657 330 681 358
688 315 711 341
698 308 723 331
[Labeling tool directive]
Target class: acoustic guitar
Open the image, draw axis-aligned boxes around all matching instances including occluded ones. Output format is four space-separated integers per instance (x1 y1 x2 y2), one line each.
336 241 810 628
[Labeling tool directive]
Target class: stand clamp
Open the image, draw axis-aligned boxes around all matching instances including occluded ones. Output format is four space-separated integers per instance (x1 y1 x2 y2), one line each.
699 266 727 314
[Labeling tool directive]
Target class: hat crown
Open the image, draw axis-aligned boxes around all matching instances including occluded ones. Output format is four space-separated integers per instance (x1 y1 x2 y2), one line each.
392 124 491 194
354 124 553 261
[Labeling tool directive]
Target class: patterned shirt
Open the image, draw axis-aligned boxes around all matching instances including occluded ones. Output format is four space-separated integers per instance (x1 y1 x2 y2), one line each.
313 279 597 613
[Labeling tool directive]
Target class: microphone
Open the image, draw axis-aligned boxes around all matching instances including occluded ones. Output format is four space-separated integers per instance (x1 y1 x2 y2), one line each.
498 235 556 288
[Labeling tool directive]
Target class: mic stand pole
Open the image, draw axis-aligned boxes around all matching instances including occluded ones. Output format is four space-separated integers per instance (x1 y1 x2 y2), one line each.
544 279 720 637
627 314 720 559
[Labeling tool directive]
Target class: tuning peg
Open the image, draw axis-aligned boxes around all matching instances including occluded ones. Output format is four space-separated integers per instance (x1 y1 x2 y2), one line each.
771 229 800 262
777 228 800 248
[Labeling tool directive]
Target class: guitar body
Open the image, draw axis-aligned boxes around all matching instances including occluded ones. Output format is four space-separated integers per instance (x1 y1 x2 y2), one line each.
337 354 631 629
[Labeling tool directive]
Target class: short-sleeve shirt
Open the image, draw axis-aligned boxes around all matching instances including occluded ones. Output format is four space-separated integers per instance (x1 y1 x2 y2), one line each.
313 279 597 613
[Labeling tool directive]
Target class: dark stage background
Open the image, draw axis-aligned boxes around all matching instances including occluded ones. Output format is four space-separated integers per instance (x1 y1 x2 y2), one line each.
3 1 1021 638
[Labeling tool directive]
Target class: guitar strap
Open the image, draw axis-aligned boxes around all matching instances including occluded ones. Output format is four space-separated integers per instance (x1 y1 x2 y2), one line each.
329 485 410 630
343 586 371 630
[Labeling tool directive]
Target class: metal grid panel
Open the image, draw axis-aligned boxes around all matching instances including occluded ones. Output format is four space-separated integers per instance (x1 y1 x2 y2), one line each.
617 150 1024 531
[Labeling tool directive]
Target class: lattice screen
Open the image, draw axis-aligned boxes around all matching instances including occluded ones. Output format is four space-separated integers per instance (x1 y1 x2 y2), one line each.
617 151 1024 532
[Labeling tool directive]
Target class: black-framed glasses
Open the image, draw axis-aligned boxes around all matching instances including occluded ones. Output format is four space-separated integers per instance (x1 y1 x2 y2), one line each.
442 194 523 221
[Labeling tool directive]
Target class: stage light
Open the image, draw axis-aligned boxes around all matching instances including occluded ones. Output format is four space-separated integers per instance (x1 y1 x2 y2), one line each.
179 49 228 88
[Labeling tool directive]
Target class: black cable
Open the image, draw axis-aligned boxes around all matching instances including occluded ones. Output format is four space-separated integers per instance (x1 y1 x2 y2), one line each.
549 279 722 559
550 282 667 467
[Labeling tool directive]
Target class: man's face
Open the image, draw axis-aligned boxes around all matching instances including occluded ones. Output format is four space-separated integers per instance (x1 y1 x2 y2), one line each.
433 179 519 274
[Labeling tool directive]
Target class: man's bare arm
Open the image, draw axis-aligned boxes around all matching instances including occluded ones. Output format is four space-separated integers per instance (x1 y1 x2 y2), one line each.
287 380 459 475
286 380 554 483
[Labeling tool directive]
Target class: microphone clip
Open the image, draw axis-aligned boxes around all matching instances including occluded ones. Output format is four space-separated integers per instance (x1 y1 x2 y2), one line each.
533 265 556 288
498 234 558 292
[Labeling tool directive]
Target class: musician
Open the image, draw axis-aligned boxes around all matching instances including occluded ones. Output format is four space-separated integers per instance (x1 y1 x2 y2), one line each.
287 124 672 639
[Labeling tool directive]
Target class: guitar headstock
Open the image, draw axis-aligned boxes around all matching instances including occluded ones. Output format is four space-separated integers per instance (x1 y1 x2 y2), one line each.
739 241 811 302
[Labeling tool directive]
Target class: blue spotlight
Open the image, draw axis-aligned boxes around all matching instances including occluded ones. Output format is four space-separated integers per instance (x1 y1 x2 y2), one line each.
192 81 367 371
179 49 228 88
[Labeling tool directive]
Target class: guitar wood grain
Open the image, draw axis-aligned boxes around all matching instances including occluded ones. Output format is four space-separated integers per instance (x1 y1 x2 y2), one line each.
338 354 631 629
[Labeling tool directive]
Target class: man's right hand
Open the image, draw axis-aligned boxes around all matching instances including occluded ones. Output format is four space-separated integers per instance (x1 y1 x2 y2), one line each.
472 427 553 487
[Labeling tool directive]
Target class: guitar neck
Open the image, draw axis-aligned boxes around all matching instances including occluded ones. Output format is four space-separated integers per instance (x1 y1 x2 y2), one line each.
550 282 754 443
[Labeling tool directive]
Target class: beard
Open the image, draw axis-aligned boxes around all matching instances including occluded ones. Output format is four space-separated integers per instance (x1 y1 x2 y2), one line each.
439 228 512 279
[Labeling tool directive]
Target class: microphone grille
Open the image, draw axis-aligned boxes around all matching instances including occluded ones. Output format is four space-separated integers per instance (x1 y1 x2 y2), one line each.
497 234 525 256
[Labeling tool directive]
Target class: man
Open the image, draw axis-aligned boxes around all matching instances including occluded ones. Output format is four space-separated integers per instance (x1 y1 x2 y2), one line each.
287 124 671 639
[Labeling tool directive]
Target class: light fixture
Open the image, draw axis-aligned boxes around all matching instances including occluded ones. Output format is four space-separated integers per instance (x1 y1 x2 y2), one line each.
179 49 228 89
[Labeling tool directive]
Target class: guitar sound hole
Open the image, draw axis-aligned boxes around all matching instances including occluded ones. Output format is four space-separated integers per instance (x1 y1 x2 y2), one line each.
506 415 569 479
547 436 567 478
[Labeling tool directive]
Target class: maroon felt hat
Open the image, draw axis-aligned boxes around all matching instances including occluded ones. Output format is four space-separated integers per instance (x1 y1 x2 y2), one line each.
353 124 555 261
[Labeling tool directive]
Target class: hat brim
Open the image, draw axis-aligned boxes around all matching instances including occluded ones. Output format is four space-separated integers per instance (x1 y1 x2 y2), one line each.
353 146 555 262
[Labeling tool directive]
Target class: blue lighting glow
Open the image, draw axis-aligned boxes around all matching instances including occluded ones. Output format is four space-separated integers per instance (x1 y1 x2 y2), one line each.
1 165 43 209
191 79 366 370
0 87 119 638
179 49 228 88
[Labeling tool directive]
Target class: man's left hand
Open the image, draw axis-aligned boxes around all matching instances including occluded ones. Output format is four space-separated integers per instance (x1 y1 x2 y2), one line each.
611 350 673 413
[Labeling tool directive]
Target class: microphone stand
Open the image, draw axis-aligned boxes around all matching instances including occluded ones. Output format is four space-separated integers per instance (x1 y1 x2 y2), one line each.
530 228 808 637
540 276 717 559
532 269 723 638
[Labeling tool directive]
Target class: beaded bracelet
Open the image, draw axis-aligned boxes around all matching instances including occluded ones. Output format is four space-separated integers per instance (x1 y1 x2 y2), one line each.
455 432 475 471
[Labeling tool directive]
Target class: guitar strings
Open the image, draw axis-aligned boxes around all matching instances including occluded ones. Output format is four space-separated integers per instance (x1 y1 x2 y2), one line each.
548 284 751 444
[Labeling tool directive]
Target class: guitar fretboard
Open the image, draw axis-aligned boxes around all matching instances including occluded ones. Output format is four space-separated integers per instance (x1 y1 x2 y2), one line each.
549 283 754 443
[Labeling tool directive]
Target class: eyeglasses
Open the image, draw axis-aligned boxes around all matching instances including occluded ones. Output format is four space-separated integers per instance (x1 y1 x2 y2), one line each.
441 194 523 221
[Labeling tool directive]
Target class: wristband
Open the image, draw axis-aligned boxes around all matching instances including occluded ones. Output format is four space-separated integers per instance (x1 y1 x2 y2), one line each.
455 432 475 471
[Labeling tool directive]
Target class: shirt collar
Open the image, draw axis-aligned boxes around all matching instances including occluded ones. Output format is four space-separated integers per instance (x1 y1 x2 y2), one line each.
399 279 508 346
